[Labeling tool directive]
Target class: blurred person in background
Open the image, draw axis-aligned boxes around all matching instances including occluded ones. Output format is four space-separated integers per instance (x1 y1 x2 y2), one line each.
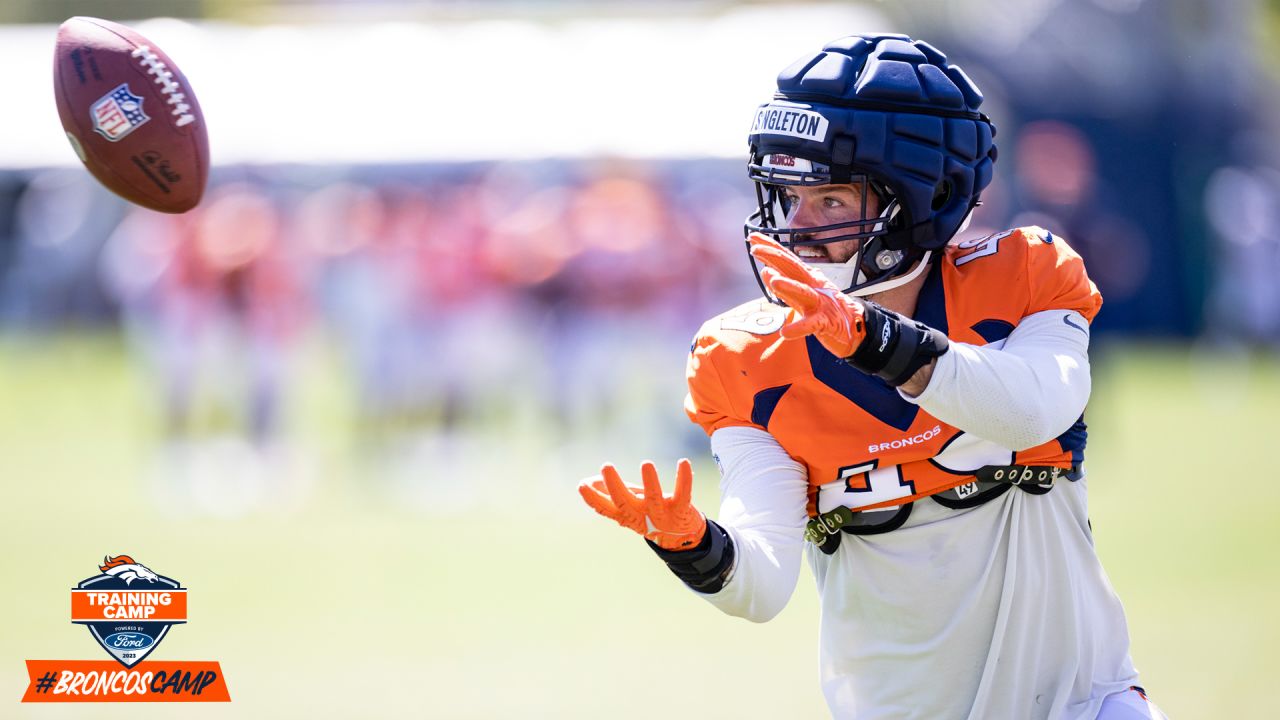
581 34 1167 719
381 176 535 497
4 170 121 328
1203 161 1280 346
298 181 404 434
537 163 695 457
190 183 306 446
102 181 307 512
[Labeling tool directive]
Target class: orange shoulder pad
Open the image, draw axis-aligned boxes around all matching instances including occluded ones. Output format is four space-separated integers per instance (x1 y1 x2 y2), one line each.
684 299 790 436
943 226 1102 324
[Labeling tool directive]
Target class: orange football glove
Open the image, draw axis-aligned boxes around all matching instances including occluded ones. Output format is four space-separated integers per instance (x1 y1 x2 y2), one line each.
578 459 707 551
748 232 868 358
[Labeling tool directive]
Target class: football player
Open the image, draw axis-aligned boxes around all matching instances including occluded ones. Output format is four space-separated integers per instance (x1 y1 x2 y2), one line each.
580 34 1169 719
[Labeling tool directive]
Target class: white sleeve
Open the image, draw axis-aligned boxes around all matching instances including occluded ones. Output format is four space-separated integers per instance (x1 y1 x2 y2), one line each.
902 308 1092 451
691 425 809 623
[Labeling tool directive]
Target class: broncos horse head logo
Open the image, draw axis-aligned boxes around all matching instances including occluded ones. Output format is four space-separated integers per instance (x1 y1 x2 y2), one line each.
99 555 160 585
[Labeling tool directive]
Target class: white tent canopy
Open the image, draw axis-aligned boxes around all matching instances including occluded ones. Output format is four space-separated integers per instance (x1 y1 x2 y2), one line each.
1 4 886 167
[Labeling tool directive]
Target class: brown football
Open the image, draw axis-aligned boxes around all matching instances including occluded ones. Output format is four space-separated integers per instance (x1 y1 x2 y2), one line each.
53 16 209 213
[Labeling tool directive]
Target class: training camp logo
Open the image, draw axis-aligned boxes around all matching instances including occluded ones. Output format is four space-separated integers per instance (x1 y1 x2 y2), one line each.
21 554 229 703
73 555 185 667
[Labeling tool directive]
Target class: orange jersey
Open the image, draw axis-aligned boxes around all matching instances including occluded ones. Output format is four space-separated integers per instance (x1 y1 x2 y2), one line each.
685 227 1102 515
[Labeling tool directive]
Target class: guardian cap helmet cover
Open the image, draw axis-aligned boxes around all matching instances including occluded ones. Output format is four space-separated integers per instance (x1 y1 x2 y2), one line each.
746 34 997 297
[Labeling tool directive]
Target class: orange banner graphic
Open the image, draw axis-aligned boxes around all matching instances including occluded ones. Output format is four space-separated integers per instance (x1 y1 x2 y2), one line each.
22 660 229 702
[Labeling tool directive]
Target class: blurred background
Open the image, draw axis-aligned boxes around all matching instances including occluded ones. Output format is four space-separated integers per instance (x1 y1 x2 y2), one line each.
1 0 1277 717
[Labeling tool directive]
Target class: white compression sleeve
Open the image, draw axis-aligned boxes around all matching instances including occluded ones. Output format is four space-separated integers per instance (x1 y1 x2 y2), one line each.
903 308 1093 451
694 425 810 623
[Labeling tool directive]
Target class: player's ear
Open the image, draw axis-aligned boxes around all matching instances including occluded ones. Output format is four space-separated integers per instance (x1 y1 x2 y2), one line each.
931 181 953 211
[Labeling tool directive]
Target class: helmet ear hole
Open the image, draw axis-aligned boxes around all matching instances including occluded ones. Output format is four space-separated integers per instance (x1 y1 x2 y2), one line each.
931 182 952 211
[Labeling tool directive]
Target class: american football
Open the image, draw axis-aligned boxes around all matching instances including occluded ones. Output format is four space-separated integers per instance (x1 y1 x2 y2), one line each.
53 16 208 213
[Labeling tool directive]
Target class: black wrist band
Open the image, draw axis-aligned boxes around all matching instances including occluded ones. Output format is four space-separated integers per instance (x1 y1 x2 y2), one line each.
647 519 736 594
847 300 950 386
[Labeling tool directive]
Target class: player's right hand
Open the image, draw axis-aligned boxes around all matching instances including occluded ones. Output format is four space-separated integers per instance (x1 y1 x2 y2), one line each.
748 233 869 358
578 459 707 551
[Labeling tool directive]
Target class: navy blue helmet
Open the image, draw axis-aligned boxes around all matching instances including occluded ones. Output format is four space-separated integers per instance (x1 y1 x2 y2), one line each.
746 34 997 297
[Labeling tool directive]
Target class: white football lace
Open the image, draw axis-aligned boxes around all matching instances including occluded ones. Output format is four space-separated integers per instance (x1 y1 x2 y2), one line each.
130 45 195 127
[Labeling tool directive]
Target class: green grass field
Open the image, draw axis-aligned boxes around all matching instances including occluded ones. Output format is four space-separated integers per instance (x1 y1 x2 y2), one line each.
0 336 1275 718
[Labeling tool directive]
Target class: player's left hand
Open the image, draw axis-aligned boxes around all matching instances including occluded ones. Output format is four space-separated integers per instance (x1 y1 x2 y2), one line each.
578 459 707 551
748 233 868 358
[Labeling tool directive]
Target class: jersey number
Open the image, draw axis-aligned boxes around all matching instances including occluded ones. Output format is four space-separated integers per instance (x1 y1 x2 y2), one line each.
830 432 1015 510
953 230 1012 267
720 308 785 335
839 460 915 506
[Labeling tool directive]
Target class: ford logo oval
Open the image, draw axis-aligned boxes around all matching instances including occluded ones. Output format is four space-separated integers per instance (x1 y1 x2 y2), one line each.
104 632 154 650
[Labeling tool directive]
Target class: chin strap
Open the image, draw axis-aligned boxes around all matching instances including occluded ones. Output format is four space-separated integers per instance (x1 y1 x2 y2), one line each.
845 299 949 387
807 250 933 298
847 250 932 297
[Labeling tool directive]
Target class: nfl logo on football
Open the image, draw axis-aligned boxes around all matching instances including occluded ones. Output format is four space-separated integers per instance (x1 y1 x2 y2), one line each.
90 83 149 141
